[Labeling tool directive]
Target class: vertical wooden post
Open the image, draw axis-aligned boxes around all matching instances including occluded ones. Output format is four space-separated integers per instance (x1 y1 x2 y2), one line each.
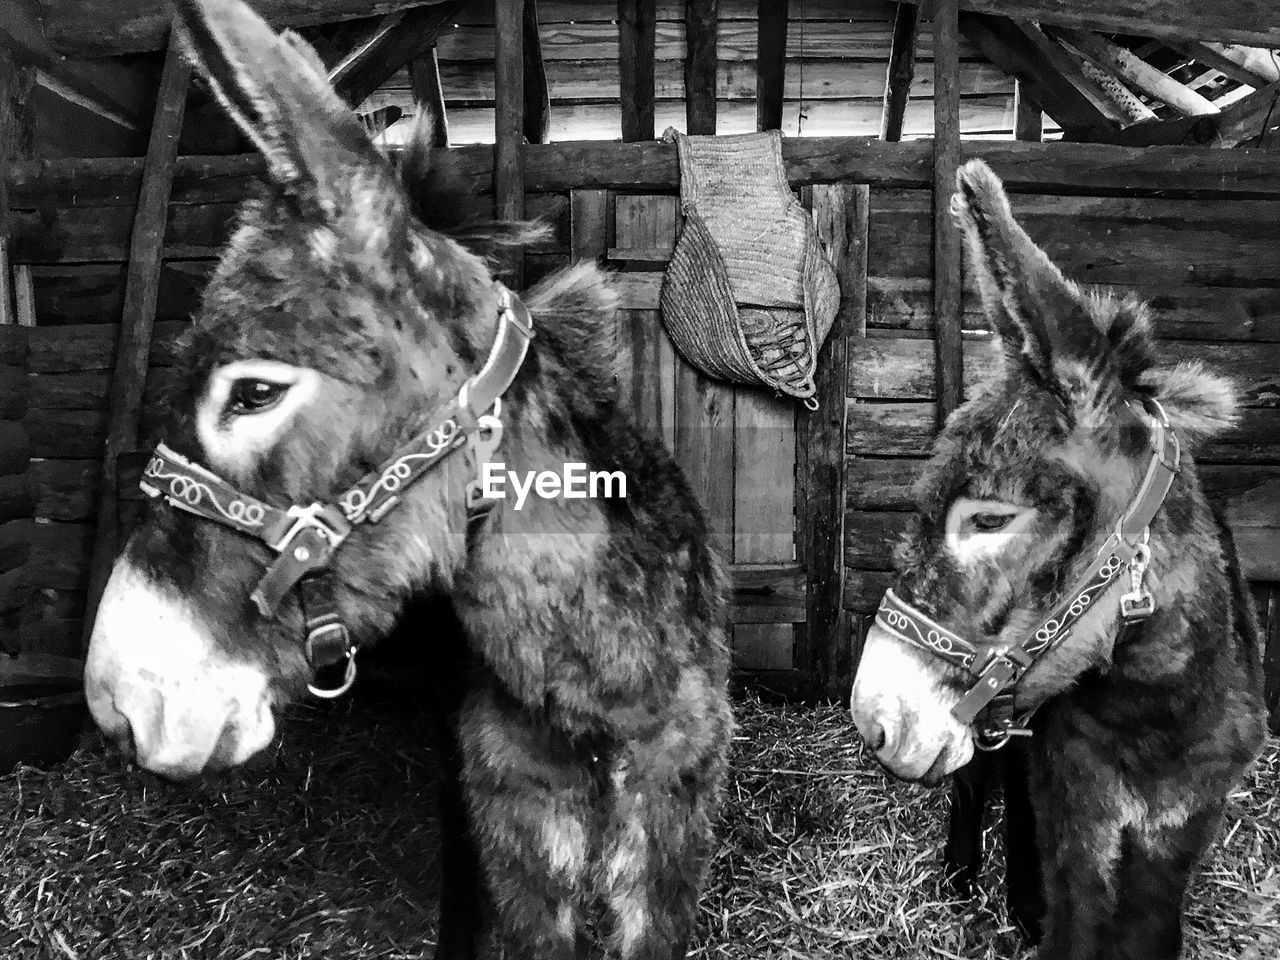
0 50 34 328
932 0 963 424
523 0 550 145
618 0 656 141
881 3 919 141
409 48 450 147
755 0 787 132
1014 79 1043 142
495 0 525 286
82 41 191 646
685 0 718 135
802 183 868 698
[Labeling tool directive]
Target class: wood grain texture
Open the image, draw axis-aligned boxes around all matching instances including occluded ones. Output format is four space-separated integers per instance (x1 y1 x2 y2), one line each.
932 0 963 422
880 2 919 142
523 0 551 144
754 0 787 132
1056 28 1219 118
494 0 525 285
800 182 868 696
898 0 1280 50
43 0 459 56
1013 78 1043 142
684 0 718 134
21 139 1280 202
618 0 657 141
408 49 450 146
82 41 189 648
328 2 465 107
613 195 677 446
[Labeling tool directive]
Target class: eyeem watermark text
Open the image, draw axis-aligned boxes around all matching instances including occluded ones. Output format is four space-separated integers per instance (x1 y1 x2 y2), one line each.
481 462 628 510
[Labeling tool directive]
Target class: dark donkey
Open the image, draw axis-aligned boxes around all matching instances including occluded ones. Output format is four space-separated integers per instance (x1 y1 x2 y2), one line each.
850 160 1266 959
83 1 733 958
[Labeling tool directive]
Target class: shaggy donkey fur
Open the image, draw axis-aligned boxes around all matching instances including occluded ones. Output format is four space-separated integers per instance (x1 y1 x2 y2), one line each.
99 1 734 957
886 161 1266 959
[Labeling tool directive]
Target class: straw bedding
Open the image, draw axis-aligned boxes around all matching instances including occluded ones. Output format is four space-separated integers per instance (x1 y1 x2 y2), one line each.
0 692 1275 959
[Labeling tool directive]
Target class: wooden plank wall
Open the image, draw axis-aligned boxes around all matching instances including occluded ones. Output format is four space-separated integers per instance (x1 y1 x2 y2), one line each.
363 0 1018 142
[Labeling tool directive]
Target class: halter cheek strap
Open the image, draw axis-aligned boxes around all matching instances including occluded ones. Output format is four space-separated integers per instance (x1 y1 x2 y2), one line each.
873 400 1181 750
139 283 534 698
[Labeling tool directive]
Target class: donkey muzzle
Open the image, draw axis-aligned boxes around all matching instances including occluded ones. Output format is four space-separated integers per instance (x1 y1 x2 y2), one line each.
850 621 975 783
85 560 278 779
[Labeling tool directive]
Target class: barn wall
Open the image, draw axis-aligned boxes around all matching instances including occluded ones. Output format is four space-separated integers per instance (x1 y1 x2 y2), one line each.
5 140 1280 707
367 0 1022 144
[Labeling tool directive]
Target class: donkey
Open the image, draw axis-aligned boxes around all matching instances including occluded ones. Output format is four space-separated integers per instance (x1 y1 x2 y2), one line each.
83 2 733 958
850 159 1266 959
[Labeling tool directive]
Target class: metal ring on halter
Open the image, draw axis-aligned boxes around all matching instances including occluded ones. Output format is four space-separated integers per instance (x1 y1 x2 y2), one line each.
803 396 820 412
307 648 358 699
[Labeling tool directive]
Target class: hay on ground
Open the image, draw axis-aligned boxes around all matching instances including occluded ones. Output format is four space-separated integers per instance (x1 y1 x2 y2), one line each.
0 693 1275 959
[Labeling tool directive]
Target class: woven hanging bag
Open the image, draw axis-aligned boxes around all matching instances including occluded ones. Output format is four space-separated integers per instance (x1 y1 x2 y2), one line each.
660 130 840 402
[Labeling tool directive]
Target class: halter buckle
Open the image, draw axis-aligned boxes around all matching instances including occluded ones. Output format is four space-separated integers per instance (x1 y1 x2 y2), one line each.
271 503 351 554
1120 538 1155 622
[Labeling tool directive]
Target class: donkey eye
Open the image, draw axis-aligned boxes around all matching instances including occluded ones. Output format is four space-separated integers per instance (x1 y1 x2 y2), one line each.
969 512 1015 532
228 379 288 415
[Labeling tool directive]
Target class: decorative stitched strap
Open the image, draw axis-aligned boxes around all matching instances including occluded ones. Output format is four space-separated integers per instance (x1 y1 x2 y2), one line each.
142 443 296 546
875 589 980 671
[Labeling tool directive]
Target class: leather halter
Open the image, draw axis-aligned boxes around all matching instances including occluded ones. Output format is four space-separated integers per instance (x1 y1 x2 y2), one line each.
139 283 534 698
873 400 1181 750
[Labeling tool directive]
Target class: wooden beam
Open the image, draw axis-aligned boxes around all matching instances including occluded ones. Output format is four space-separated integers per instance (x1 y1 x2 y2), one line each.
494 0 524 286
1 0 154 132
684 0 718 135
880 3 919 142
1055 29 1219 118
1200 43 1280 84
802 182 867 697
0 47 33 328
617 0 656 141
1076 58 1157 125
523 0 550 144
25 136 1280 203
1096 80 1280 148
755 0 787 131
933 0 963 423
895 1 1280 51
83 42 191 647
408 49 449 147
1013 79 1042 142
1172 44 1267 89
328 1 464 108
42 0 459 57
959 14 1120 141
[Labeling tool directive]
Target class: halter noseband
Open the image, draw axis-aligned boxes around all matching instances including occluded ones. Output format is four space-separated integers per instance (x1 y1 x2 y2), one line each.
873 400 1181 750
139 283 534 698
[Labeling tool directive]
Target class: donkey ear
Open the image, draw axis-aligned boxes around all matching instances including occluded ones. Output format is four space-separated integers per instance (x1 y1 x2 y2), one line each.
171 0 375 216
951 160 1107 388
1141 361 1239 451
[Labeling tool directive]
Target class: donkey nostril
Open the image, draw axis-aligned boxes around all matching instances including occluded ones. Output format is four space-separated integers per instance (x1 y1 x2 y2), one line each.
863 718 887 753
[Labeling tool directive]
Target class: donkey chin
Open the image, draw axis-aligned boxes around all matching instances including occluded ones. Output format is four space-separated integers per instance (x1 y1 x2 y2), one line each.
850 621 975 784
85 560 279 780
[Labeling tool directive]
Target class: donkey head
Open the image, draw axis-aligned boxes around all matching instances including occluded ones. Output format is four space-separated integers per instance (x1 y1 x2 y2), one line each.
850 160 1238 783
86 0 505 777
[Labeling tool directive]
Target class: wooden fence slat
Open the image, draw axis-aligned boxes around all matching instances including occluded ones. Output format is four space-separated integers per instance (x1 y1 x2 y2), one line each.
684 0 718 134
82 42 189 646
802 182 868 694
932 0 963 422
618 0 657 141
613 195 677 446
754 0 787 131
495 0 525 286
